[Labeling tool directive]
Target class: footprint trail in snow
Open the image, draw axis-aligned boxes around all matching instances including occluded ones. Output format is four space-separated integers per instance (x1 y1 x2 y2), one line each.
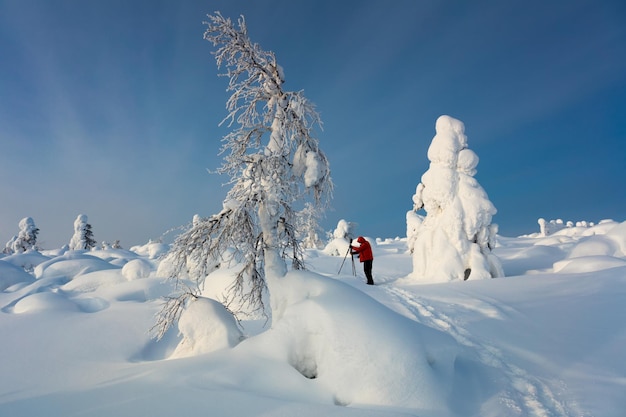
382 286 588 417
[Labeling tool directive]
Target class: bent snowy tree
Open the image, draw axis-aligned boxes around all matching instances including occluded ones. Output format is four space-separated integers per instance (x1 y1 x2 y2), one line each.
153 13 331 339
407 115 503 282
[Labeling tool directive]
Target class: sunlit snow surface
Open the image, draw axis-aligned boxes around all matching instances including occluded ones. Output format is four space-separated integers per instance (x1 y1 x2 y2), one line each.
1 221 625 416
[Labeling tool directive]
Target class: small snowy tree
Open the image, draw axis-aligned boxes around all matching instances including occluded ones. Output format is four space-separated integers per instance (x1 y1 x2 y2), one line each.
3 236 16 254
8 217 40 253
153 12 332 339
296 202 324 249
407 115 503 282
69 214 96 251
323 219 356 256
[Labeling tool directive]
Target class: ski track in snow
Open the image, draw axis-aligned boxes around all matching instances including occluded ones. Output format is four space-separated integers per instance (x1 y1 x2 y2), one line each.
381 285 587 417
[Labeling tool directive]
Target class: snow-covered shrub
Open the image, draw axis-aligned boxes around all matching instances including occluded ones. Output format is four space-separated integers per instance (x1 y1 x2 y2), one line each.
122 258 153 280
7 217 40 253
68 214 96 251
170 296 244 358
407 115 503 282
323 219 356 256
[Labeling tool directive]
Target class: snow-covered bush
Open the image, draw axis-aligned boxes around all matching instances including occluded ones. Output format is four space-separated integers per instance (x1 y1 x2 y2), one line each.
406 115 503 282
6 217 40 254
170 296 244 358
68 214 96 251
323 219 356 256
122 258 153 280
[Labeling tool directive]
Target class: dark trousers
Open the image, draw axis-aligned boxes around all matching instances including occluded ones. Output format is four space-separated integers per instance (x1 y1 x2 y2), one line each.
363 259 374 285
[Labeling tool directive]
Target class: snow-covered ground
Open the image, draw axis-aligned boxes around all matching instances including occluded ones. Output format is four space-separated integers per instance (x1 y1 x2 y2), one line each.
1 220 625 417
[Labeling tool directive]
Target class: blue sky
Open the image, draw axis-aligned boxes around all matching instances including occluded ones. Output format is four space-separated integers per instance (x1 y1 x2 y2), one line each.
1 0 625 248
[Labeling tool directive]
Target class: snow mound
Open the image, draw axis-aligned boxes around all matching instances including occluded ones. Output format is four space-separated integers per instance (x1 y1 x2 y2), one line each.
122 258 154 280
62 269 128 293
261 270 463 411
554 256 626 274
322 237 350 257
34 252 119 280
0 260 35 291
1 251 50 272
171 296 244 358
130 241 170 259
13 291 78 314
88 248 142 263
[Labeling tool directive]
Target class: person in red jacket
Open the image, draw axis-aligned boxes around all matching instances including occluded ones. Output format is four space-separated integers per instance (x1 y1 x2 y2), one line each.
350 236 374 285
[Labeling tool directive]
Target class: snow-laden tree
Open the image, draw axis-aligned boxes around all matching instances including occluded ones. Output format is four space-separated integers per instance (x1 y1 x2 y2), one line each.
407 115 503 282
3 236 16 254
68 214 96 251
323 219 356 256
7 217 40 253
295 202 324 249
153 13 331 339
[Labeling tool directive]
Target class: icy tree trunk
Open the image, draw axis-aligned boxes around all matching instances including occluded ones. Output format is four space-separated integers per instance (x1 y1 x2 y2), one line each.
259 199 287 279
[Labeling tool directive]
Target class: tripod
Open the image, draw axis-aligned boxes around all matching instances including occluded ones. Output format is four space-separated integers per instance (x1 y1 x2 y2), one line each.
338 243 356 276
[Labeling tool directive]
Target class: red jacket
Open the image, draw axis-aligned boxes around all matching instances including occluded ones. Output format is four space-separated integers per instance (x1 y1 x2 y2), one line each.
351 236 373 262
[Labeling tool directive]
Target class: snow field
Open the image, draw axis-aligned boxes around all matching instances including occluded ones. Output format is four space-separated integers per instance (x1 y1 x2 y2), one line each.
0 219 625 416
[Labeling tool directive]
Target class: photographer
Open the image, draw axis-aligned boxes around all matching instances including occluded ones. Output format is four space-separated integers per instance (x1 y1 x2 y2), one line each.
350 236 374 285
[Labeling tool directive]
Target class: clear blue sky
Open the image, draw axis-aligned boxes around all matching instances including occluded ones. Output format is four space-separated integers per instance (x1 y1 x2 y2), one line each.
1 0 625 248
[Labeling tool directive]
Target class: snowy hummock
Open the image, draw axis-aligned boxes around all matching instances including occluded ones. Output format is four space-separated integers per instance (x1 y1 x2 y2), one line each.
1 220 625 416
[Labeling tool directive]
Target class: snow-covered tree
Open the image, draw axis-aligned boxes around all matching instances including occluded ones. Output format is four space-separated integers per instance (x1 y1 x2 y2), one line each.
323 219 356 256
6 217 40 253
153 13 332 339
3 236 16 254
69 214 96 251
407 115 503 282
296 202 324 249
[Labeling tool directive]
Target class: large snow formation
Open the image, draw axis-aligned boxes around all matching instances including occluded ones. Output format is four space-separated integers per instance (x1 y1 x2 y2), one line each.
407 115 503 282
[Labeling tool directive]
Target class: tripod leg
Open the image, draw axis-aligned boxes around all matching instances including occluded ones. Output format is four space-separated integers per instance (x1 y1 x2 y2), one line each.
338 246 351 274
351 254 356 276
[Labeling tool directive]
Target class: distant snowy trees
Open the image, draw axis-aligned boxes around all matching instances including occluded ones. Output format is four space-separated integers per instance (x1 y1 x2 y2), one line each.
69 214 96 251
295 203 325 249
154 13 331 338
407 116 503 282
3 217 40 254
538 218 595 236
